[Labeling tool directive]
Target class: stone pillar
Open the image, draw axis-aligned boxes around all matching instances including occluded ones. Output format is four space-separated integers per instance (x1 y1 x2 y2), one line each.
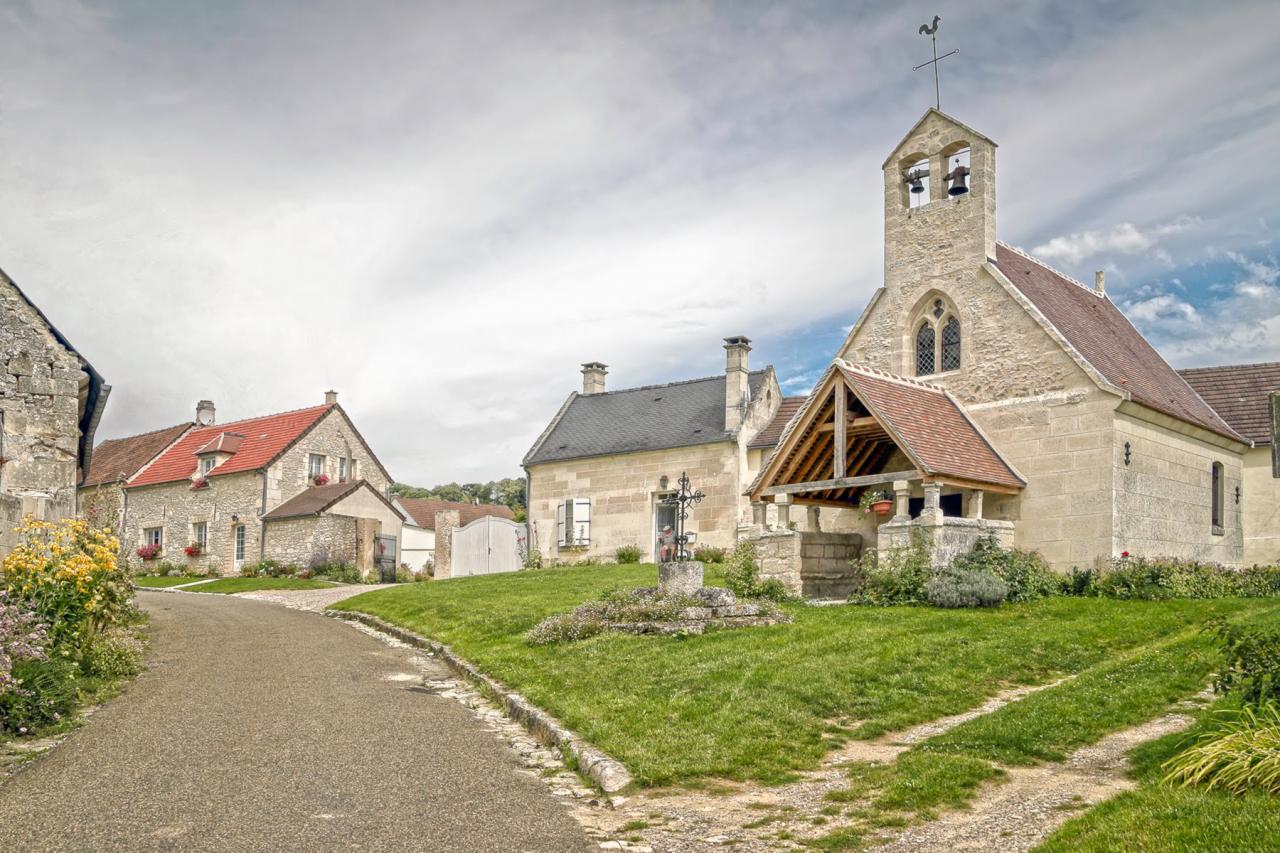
806 505 821 532
658 560 704 597
966 489 984 520
433 509 461 580
919 482 943 525
893 480 912 521
776 495 792 530
751 501 767 526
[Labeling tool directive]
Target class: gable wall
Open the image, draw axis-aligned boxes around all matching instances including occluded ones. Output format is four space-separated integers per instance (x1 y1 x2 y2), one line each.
1243 446 1280 565
0 275 87 554
264 409 390 511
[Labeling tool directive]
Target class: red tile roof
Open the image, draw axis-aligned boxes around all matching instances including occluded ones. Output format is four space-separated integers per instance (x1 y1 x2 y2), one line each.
995 243 1243 443
129 405 332 487
82 423 192 488
838 362 1025 489
747 396 806 449
396 497 515 530
194 432 245 456
1178 362 1280 446
261 479 404 521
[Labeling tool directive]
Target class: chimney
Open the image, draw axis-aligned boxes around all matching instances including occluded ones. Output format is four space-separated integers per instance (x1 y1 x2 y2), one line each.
581 362 608 395
324 389 338 406
723 336 752 432
1095 270 1106 294
195 400 215 426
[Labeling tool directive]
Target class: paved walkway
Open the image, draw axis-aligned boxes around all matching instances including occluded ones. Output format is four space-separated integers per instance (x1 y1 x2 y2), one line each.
0 592 591 852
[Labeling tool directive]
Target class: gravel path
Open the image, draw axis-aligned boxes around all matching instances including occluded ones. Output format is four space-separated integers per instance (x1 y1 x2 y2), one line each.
231 583 394 611
0 591 591 852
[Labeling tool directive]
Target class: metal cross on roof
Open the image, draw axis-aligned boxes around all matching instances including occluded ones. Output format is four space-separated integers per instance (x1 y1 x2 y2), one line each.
914 15 958 111
659 471 704 562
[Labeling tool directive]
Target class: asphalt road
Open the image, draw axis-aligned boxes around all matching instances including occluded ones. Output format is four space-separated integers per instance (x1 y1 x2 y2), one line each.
0 591 592 852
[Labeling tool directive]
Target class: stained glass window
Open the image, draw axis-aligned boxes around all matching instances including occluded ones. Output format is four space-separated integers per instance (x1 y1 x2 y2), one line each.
916 322 935 376
941 316 961 371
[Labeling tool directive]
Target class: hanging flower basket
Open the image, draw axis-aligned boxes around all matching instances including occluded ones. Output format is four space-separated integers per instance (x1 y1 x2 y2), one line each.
313 474 330 486
871 498 894 515
190 477 209 490
184 543 202 557
136 544 161 561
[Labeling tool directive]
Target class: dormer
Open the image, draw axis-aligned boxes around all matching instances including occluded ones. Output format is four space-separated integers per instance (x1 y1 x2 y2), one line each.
882 109 997 285
191 431 245 482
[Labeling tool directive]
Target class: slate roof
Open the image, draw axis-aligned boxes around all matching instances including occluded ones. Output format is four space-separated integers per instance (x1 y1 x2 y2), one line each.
994 243 1244 443
262 479 403 521
837 362 1024 489
747 396 806 449
130 405 332 487
82 423 192 488
1178 362 1280 446
396 497 515 530
524 370 770 466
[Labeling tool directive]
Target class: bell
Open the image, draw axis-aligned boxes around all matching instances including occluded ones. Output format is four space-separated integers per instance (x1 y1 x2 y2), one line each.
947 160 969 196
905 168 927 194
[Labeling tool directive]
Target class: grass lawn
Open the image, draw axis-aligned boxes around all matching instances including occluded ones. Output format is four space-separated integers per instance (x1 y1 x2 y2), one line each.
133 575 206 588
192 577 339 594
329 563 1277 789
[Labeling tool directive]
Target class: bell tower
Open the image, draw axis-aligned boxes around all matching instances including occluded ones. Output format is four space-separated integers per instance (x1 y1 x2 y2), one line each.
881 109 997 292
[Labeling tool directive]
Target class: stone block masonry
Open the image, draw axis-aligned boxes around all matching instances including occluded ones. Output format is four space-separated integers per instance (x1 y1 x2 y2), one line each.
751 530 864 599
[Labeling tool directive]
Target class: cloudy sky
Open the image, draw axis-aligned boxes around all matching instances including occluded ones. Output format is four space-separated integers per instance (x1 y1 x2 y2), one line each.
3 0 1278 485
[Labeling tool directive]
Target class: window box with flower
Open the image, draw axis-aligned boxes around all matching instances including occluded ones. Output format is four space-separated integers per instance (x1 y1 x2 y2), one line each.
313 474 330 486
183 543 203 558
136 544 161 561
190 477 209 491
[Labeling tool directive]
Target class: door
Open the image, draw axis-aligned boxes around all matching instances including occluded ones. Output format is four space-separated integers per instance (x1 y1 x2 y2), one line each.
374 534 398 583
451 516 523 577
653 494 677 563
234 525 246 572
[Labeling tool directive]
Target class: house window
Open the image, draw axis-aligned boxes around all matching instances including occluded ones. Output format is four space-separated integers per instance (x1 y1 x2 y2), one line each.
192 521 207 549
940 315 961 371
1211 462 1224 533
144 527 163 549
557 498 591 546
200 456 216 476
338 457 347 482
308 453 326 478
915 321 935 375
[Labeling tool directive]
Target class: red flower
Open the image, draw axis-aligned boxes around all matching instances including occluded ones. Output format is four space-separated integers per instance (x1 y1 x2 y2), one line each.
313 474 330 486
1121 551 1130 558
184 544 202 557
136 544 160 561
190 477 209 490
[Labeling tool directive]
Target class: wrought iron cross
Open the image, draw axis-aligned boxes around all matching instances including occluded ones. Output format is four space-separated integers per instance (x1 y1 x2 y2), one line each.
660 471 704 562
914 15 958 111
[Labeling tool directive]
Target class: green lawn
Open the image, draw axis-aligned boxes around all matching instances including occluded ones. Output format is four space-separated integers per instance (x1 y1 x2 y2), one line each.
192 577 339 594
329 563 1273 788
133 575 206 588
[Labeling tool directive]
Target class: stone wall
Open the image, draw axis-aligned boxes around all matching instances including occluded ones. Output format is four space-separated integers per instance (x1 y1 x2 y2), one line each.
264 408 391 511
262 514 357 568
1113 410 1244 565
0 274 89 554
122 471 263 575
750 529 864 599
877 516 1015 568
432 509 460 579
1243 446 1280 565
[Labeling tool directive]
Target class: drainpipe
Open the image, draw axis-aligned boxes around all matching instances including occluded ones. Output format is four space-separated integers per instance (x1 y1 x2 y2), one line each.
259 469 268 559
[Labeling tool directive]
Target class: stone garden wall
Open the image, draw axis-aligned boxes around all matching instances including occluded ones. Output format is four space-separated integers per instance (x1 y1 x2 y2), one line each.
262 514 357 568
750 529 864 600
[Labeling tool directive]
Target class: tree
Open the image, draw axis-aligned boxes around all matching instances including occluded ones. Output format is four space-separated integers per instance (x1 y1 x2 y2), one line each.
391 476 527 518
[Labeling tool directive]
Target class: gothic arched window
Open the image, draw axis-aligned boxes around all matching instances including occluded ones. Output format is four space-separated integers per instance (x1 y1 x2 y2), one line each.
916 321 935 376
941 315 961 371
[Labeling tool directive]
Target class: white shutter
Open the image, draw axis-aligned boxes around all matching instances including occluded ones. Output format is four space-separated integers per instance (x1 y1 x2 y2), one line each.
573 497 591 545
556 501 567 547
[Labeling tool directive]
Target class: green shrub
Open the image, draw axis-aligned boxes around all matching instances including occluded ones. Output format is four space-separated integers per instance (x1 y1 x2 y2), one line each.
615 545 643 564
525 611 605 645
239 561 260 578
525 587 781 645
693 545 726 564
1064 567 1097 596
950 537 1060 602
850 531 933 605
395 567 412 584
1210 620 1280 706
723 541 793 602
1093 556 1280 600
311 563 361 584
927 568 1008 609
80 629 145 680
0 657 79 736
1162 702 1280 795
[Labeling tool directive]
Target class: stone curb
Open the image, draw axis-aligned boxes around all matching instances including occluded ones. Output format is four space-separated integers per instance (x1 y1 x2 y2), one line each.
326 609 633 793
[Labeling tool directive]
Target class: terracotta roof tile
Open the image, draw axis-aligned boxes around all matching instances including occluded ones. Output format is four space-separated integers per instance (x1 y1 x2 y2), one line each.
194 432 246 456
129 405 332 487
838 362 1025 489
396 497 515 530
82 424 192 487
747 397 806 449
1178 362 1280 445
262 480 364 520
995 243 1243 443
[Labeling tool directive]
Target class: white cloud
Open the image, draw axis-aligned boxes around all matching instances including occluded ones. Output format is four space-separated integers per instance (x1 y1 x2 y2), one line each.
1032 218 1199 265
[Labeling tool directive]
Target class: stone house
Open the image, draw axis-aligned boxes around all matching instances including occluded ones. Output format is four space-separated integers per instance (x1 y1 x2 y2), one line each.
523 339 787 564
98 392 402 577
0 265 109 555
745 108 1260 595
393 497 515 571
1179 363 1280 565
79 422 193 532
